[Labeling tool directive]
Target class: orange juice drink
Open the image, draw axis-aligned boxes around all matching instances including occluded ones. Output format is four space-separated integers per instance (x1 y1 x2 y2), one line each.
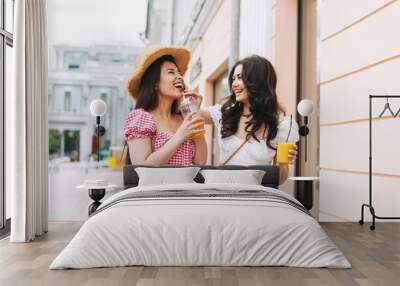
277 143 296 164
180 96 205 138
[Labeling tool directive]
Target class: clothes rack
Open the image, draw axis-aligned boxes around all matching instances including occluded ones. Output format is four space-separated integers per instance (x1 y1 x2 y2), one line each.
359 95 400 230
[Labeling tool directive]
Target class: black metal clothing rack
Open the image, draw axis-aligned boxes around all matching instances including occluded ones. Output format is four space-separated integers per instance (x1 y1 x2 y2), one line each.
359 95 400 230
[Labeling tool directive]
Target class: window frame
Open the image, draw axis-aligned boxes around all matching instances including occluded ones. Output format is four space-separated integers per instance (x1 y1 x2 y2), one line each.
0 0 14 235
64 91 71 112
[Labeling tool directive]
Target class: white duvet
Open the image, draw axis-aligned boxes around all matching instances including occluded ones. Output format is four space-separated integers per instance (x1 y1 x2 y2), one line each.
50 183 350 269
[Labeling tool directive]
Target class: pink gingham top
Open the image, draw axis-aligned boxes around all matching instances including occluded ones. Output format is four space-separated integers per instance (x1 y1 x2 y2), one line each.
124 108 196 166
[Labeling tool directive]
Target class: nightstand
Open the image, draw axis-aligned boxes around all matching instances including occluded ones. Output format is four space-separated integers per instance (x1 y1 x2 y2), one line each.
289 176 319 210
77 180 119 216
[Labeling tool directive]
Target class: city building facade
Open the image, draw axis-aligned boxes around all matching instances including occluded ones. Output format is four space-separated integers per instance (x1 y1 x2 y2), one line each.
48 44 142 161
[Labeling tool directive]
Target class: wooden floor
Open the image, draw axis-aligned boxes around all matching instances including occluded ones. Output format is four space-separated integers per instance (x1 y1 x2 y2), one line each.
0 222 399 286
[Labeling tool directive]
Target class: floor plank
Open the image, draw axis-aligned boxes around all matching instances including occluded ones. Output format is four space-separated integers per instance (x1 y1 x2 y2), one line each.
0 222 399 286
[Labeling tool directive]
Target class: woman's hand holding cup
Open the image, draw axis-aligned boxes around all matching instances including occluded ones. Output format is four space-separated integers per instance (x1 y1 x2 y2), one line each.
175 112 205 142
178 91 205 138
182 90 203 110
287 144 298 165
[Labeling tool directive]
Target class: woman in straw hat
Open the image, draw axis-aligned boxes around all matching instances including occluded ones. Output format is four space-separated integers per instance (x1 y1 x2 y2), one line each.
124 45 207 166
187 55 298 184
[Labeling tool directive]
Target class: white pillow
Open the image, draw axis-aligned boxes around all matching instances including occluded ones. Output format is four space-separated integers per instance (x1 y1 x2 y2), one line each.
200 169 266 185
135 167 200 186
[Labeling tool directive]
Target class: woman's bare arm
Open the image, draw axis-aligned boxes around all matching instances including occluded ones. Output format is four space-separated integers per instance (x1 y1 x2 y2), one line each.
128 135 184 166
128 114 206 165
277 146 298 185
193 135 207 165
278 163 289 185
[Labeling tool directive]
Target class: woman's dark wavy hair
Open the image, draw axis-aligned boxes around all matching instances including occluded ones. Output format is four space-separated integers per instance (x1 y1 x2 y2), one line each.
125 55 180 165
221 55 285 150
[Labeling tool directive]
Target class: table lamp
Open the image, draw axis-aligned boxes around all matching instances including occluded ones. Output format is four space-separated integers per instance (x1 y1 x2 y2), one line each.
297 99 314 162
90 99 107 163
291 99 317 211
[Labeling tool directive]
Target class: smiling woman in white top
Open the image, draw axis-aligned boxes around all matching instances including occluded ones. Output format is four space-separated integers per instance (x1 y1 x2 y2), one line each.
208 104 298 166
183 55 299 185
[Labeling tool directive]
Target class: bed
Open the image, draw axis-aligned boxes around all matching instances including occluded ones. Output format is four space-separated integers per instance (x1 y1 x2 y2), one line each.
50 165 350 269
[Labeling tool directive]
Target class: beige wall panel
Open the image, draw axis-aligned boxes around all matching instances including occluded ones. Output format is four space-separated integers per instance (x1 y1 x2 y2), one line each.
273 0 298 196
320 58 400 124
320 119 400 174
198 0 230 80
320 1 400 83
319 169 400 221
274 0 298 115
189 0 230 88
320 0 394 39
187 1 230 165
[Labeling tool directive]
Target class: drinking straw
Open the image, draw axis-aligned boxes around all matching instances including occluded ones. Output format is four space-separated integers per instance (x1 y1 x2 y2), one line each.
285 114 293 142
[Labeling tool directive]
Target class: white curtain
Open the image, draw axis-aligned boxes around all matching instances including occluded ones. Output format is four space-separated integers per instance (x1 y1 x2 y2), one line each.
9 0 48 242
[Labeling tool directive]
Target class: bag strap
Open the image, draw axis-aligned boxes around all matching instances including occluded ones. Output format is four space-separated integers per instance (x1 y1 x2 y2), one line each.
221 137 249 166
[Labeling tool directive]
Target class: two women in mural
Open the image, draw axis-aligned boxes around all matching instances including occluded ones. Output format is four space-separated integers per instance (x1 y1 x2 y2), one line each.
123 45 299 184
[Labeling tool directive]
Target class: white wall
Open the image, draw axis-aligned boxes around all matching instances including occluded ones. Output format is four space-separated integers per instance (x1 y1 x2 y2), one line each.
319 0 400 221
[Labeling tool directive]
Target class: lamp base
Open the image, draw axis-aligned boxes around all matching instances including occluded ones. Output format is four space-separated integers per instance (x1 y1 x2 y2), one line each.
95 125 106 136
88 188 105 216
295 180 313 210
299 126 309 136
290 177 319 211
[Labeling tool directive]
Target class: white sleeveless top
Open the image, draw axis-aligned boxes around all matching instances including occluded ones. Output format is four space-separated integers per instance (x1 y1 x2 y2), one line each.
208 104 299 165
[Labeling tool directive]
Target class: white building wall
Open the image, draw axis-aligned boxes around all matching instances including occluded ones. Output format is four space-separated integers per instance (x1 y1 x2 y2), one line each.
53 85 82 112
239 0 273 59
49 45 141 162
171 0 198 44
146 0 174 44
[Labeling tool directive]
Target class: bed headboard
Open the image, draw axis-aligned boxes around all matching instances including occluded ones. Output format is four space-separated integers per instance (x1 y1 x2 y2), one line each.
123 165 280 189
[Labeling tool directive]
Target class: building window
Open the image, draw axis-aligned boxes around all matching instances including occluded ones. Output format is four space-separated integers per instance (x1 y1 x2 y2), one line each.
5 0 14 33
49 130 61 158
68 64 80 69
100 92 107 104
1 0 15 232
63 130 80 161
64 51 87 70
64 91 71 112
97 53 120 64
48 93 53 112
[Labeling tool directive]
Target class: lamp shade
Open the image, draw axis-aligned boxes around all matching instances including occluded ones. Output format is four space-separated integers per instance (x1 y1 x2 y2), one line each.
297 99 314 117
90 99 107 116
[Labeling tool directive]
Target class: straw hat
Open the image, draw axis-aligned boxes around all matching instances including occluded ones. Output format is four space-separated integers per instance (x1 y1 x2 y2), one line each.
127 45 191 99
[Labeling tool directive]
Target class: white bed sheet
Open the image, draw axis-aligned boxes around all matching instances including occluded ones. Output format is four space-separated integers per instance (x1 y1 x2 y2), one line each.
50 183 350 269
